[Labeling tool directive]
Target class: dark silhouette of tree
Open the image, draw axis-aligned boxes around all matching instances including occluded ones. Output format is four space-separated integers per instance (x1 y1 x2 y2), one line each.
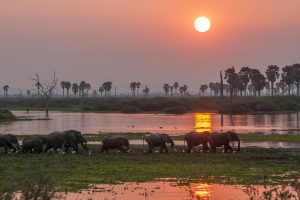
26 90 31 97
163 84 169 96
36 81 41 95
102 82 112 96
225 66 237 113
142 85 150 96
64 82 71 98
60 81 66 97
209 82 214 96
169 86 174 96
173 82 179 95
136 82 141 96
212 82 220 96
2 85 9 97
265 82 271 96
130 82 137 96
266 65 280 96
200 84 208 96
250 69 266 96
282 65 294 96
179 86 184 96
92 90 97 97
86 83 91 97
31 72 58 116
182 85 188 96
79 81 87 97
72 83 79 97
238 67 251 96
292 63 300 96
99 87 104 96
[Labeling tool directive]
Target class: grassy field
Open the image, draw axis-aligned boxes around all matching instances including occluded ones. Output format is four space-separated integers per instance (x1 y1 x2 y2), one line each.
1 96 300 114
0 146 299 193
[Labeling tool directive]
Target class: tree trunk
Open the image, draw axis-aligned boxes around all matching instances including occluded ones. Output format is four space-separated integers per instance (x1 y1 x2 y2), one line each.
271 82 274 96
297 82 299 96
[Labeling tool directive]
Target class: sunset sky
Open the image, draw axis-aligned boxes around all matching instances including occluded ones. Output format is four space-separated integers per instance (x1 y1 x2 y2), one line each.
1 0 300 93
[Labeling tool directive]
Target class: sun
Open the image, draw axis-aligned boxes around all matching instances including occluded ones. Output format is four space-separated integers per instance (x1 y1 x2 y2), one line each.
194 17 211 33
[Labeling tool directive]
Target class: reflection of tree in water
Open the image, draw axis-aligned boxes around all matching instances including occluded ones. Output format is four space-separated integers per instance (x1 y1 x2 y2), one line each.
243 181 300 200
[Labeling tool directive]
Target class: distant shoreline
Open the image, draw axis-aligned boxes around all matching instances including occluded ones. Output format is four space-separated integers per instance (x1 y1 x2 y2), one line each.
0 96 299 115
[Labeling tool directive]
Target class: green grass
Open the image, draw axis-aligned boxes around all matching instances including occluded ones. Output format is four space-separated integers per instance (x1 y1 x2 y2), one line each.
0 146 299 193
0 109 16 122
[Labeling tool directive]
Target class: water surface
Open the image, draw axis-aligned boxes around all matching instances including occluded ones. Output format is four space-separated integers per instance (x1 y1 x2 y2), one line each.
0 111 299 135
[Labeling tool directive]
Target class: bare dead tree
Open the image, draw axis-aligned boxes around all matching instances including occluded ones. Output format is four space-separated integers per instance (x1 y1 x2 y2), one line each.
31 72 58 117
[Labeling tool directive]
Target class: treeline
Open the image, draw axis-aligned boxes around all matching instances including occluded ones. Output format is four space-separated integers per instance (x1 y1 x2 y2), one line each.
1 96 299 114
201 64 300 97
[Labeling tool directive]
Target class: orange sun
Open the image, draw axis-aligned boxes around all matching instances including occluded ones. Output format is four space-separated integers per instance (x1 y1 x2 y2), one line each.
194 17 211 32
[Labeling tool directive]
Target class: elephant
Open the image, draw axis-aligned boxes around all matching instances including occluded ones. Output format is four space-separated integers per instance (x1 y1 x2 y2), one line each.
23 136 48 152
144 134 174 153
22 139 43 153
0 134 20 154
184 131 210 153
100 136 130 153
44 130 89 153
208 131 240 153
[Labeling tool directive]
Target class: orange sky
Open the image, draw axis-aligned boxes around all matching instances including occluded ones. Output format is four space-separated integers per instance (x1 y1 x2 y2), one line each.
1 0 300 93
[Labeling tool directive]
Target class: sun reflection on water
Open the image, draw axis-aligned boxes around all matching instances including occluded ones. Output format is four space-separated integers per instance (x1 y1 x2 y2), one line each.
195 113 212 133
194 183 211 199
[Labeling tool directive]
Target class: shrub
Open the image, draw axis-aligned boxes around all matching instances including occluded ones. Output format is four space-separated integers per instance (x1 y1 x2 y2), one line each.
0 109 16 121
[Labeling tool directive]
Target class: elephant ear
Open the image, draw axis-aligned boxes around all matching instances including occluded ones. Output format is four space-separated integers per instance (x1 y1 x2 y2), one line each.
161 136 169 143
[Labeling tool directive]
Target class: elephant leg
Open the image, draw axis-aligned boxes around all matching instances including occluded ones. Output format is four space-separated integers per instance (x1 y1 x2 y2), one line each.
100 146 104 153
203 143 209 152
118 145 126 153
147 146 153 153
163 144 168 153
106 149 109 154
65 146 70 153
210 145 216 153
72 143 79 153
44 144 51 153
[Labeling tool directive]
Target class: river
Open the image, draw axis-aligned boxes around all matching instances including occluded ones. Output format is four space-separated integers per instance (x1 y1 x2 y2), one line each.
0 111 299 135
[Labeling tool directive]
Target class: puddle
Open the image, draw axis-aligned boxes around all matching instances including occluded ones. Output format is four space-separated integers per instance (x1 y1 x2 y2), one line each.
62 181 300 200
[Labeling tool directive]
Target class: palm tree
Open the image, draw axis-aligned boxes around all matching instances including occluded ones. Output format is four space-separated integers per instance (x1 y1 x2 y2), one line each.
292 63 300 96
238 67 251 96
102 82 112 96
99 87 104 96
250 69 266 96
182 85 188 96
179 86 184 96
265 65 280 96
79 81 87 97
200 84 208 96
142 85 150 96
86 83 91 97
209 82 214 96
136 82 141 96
2 85 9 97
173 82 179 95
225 66 238 113
72 83 79 97
60 81 66 97
169 86 174 96
130 82 137 96
282 65 294 96
163 84 170 96
26 90 31 97
65 82 71 98
35 81 41 95
92 90 97 97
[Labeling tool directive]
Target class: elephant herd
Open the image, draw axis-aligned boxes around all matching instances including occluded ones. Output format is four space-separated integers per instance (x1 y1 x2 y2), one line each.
0 130 240 155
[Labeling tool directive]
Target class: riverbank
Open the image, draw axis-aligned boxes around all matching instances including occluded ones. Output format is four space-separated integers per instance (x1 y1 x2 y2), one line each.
0 147 299 193
1 96 300 114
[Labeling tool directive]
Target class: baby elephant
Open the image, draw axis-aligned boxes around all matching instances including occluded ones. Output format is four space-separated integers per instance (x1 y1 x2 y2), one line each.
22 139 43 153
101 136 130 153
